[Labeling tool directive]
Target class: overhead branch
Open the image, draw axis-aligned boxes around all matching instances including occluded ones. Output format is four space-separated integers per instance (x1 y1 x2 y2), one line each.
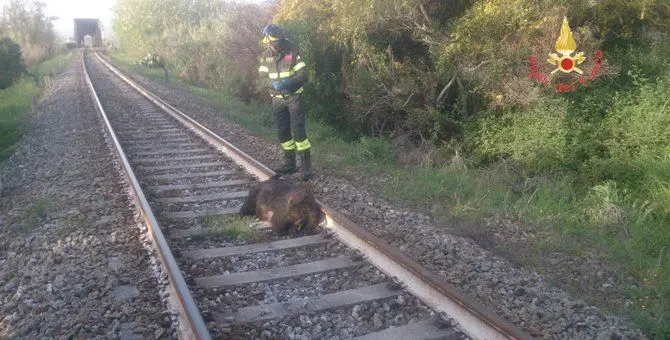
436 74 457 106
462 60 493 73
419 4 431 24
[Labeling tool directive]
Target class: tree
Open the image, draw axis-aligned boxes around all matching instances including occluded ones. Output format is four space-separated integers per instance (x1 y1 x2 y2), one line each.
113 0 271 99
113 0 190 58
0 37 25 89
0 0 58 65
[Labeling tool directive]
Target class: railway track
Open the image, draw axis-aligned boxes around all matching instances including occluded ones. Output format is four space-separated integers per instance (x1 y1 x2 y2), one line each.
81 49 532 340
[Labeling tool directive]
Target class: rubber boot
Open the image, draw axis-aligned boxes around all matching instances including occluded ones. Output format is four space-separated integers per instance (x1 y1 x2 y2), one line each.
299 149 313 181
273 150 297 177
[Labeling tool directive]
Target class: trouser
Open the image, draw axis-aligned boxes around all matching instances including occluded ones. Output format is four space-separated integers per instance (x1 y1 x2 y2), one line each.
273 94 310 151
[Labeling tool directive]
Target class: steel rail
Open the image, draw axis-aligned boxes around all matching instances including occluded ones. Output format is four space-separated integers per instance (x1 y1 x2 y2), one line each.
81 49 212 340
92 50 533 340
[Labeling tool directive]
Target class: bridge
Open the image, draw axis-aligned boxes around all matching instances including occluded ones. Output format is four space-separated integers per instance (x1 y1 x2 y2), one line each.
74 18 102 47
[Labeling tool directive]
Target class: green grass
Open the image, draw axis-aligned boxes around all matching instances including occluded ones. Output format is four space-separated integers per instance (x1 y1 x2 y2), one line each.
28 51 78 78
19 198 52 234
108 50 670 337
0 52 78 162
200 215 256 240
0 79 38 161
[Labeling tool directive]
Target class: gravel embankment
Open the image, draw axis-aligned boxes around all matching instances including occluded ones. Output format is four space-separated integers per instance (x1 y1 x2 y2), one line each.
105 54 646 339
0 58 175 339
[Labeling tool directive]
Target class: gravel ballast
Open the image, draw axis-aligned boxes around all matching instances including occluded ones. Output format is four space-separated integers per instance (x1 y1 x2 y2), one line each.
103 53 647 339
0 58 175 338
86 53 453 340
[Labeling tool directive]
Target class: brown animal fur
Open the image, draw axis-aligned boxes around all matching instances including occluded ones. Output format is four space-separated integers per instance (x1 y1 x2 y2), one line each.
239 178 324 235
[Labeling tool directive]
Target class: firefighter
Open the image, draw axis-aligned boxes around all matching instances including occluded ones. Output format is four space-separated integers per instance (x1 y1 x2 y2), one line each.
258 24 313 181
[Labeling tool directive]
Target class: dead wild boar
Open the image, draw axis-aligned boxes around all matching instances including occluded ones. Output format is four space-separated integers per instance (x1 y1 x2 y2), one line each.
239 178 324 235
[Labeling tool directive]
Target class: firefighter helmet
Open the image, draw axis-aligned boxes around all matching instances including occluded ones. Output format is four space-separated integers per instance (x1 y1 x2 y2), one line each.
263 24 284 43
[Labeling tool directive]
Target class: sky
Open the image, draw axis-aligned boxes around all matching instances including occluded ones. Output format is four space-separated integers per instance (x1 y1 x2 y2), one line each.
43 0 117 39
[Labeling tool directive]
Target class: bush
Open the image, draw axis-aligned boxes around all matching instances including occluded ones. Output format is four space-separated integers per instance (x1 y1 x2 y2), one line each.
115 0 271 101
139 53 164 68
465 97 570 171
0 37 26 89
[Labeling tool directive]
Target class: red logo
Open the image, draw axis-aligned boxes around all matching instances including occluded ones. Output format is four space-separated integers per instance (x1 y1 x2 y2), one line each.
528 17 604 92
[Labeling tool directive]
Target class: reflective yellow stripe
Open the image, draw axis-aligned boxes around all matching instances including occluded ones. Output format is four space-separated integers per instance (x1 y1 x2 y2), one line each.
293 61 306 71
296 139 311 151
258 66 269 73
269 71 295 79
281 140 296 150
272 87 303 98
268 70 298 80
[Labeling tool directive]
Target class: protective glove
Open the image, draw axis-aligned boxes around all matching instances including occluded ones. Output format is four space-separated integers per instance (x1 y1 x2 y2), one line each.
271 81 285 91
272 78 289 90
